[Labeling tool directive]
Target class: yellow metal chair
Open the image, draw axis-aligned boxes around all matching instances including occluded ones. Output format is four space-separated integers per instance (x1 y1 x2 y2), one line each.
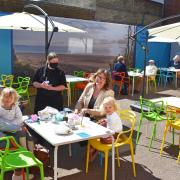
63 82 71 107
86 109 136 180
160 105 180 163
0 74 14 87
146 75 157 94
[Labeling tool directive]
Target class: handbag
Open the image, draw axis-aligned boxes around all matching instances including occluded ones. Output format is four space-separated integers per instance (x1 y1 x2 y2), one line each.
34 144 50 167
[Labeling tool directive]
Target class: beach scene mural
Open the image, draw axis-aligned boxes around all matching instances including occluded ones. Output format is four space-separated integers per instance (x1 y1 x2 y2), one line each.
13 16 135 79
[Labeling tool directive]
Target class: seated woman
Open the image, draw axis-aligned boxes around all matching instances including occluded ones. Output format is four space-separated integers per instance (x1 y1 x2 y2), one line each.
74 68 114 121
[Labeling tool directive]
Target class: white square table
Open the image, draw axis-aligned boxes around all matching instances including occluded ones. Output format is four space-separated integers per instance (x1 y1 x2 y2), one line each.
25 117 115 180
151 96 180 109
167 68 180 89
65 75 88 83
65 75 89 106
128 71 143 96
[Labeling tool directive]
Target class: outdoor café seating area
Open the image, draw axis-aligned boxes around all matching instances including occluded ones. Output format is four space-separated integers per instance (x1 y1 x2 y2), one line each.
0 7 180 180
0 71 180 180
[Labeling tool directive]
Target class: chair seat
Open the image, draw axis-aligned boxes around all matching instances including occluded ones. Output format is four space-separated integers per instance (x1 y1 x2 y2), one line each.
89 139 112 151
171 120 180 130
0 136 44 180
1 151 41 171
144 113 166 121
89 134 129 151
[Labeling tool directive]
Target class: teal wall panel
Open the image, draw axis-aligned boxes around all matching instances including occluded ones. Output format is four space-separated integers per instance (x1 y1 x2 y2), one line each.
0 12 12 75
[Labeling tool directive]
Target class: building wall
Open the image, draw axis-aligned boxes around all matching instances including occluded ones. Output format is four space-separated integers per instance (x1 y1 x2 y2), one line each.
96 0 163 25
0 0 163 25
164 0 180 23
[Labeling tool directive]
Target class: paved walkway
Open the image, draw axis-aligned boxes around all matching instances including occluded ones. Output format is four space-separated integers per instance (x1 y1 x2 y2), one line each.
5 87 180 180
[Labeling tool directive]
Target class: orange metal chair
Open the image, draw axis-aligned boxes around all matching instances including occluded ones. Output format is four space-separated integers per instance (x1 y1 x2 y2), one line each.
112 72 131 96
73 71 87 100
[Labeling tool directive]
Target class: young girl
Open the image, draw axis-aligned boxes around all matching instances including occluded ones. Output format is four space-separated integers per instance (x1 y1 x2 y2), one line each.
0 87 34 180
90 96 122 161
99 96 122 143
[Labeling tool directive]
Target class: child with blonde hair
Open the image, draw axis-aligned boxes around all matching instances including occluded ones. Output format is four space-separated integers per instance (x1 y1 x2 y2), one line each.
90 96 122 161
0 87 34 180
99 96 122 143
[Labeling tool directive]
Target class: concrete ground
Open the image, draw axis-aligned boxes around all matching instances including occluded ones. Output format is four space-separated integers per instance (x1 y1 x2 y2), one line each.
4 86 180 180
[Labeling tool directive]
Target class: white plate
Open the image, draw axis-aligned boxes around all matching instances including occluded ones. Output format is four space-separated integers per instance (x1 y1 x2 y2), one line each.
54 125 73 135
55 129 73 135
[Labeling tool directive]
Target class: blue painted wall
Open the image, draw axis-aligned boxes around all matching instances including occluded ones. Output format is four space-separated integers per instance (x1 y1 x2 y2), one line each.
135 26 171 70
0 12 13 75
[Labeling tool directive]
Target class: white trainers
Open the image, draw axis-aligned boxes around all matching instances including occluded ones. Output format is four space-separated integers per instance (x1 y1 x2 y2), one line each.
12 173 34 180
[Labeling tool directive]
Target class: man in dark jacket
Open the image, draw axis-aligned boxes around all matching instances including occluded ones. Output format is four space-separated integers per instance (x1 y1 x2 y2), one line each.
114 56 129 95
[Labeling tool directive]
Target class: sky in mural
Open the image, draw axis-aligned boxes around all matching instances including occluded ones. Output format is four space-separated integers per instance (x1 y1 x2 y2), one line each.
13 16 135 56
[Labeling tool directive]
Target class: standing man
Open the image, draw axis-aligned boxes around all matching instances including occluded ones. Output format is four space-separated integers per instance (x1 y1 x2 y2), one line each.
33 52 67 114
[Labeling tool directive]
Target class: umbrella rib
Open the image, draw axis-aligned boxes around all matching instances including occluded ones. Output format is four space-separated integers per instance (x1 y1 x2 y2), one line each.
24 12 52 29
175 35 180 39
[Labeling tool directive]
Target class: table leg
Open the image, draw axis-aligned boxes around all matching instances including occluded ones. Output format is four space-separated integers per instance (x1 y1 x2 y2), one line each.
175 72 177 89
68 144 72 157
111 135 115 180
67 83 71 107
132 77 135 96
54 146 58 180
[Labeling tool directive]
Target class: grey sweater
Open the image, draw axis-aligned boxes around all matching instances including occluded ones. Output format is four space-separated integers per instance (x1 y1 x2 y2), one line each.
0 104 23 126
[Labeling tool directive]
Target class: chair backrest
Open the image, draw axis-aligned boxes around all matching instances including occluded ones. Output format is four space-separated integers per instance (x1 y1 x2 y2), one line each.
140 96 164 116
1 74 14 87
0 136 24 153
113 72 125 81
140 96 156 114
166 105 180 122
166 71 174 77
17 76 30 92
159 69 174 77
116 109 136 142
84 72 91 78
128 68 136 72
73 71 84 77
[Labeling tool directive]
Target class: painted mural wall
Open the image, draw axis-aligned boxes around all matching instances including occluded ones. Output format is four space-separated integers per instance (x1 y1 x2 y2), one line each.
13 16 135 79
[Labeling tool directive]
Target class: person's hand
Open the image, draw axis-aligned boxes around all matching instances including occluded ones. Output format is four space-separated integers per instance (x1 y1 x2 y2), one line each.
74 109 79 114
41 81 49 89
97 118 107 127
41 82 53 90
97 119 106 124
81 108 90 115
22 125 27 132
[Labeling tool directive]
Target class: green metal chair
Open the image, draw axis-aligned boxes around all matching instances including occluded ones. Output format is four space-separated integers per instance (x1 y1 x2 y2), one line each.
14 76 31 109
73 71 84 77
0 136 44 180
136 96 166 150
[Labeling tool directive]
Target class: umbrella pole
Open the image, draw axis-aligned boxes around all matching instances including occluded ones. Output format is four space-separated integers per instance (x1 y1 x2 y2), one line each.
24 4 58 61
141 31 149 98
45 16 48 59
